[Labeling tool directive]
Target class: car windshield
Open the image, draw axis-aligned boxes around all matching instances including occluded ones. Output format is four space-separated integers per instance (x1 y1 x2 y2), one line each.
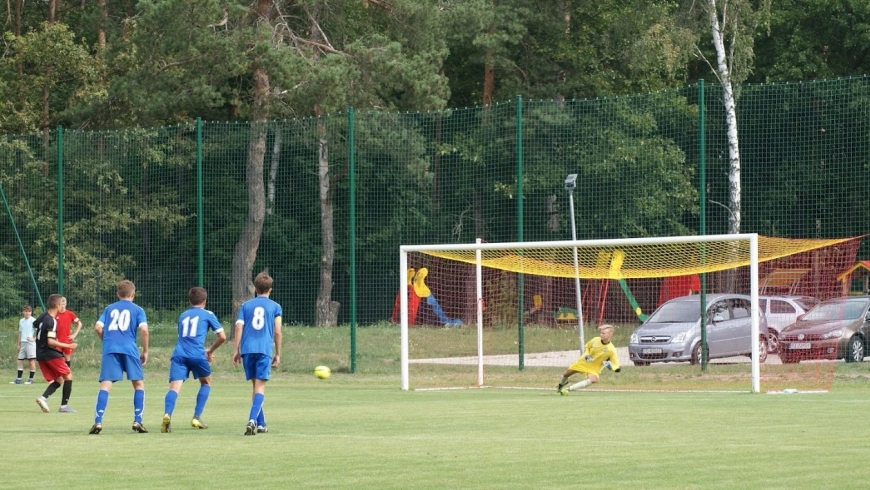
647 302 702 323
794 298 819 311
802 300 868 321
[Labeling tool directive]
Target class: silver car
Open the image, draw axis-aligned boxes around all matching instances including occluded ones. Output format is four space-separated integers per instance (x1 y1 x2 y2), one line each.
628 293 769 366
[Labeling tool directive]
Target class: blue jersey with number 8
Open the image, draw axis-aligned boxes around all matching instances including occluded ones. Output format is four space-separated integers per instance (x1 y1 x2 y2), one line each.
236 296 282 356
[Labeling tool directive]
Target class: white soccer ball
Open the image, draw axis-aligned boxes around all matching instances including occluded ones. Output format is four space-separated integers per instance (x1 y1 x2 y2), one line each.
314 365 331 379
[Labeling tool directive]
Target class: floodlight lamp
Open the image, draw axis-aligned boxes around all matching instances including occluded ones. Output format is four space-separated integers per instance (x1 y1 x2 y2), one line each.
564 174 578 191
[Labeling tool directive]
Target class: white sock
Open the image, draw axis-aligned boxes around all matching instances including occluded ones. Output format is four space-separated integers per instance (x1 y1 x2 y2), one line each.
567 379 592 391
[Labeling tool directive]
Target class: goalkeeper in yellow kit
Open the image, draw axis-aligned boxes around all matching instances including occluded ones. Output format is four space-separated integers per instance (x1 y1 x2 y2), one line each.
557 324 621 395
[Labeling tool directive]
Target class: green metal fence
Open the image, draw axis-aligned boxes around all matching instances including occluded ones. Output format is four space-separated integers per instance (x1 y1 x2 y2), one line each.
2 76 869 335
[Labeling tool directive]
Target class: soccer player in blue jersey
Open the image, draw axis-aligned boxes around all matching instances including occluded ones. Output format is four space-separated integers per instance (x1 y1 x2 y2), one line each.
556 324 621 395
161 287 226 433
89 280 149 434
233 271 282 436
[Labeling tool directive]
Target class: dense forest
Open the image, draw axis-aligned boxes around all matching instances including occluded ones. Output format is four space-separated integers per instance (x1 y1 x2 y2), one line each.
2 0 869 131
1 0 870 323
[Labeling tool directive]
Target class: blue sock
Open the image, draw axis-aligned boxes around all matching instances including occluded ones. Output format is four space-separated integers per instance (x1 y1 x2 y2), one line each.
164 390 178 417
257 408 266 427
133 389 145 424
248 393 264 422
194 385 210 418
94 389 109 423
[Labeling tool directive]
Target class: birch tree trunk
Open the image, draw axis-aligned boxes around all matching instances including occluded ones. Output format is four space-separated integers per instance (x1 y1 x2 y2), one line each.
707 0 741 235
267 127 281 215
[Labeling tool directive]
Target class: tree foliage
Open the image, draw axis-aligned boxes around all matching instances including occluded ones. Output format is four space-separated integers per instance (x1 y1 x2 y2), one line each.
1 0 870 319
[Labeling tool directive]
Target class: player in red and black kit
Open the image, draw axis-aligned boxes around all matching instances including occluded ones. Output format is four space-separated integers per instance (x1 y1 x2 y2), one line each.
34 294 78 414
55 296 83 367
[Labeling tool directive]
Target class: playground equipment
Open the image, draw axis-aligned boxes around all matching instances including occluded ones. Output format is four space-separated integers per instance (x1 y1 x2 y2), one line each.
392 267 462 326
582 250 649 324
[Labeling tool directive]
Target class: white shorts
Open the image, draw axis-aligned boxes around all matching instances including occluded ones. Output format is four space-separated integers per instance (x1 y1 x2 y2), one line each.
17 343 36 360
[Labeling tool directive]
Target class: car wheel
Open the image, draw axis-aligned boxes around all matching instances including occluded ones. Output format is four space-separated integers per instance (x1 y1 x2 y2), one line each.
767 329 780 354
632 361 650 367
690 343 708 365
845 335 865 363
752 335 768 363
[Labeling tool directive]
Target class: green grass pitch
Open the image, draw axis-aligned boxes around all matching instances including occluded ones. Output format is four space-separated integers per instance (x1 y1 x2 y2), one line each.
2 374 870 489
3 323 870 489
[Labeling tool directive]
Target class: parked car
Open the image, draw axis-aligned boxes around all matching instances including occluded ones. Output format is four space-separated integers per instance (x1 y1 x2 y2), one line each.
760 295 820 353
778 296 870 364
628 294 769 366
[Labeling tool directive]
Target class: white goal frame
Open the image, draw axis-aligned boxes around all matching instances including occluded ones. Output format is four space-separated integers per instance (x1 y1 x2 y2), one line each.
399 233 761 392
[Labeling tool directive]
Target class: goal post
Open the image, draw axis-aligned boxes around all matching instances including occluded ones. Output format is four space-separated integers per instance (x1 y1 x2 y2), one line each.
399 233 859 393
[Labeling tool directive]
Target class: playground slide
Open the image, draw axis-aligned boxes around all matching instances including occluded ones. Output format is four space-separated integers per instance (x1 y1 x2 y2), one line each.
391 268 421 324
426 294 462 327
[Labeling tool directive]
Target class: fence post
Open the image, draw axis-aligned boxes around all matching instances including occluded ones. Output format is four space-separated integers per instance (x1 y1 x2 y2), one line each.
196 117 204 287
516 95 524 370
698 79 708 370
349 107 357 373
57 126 64 295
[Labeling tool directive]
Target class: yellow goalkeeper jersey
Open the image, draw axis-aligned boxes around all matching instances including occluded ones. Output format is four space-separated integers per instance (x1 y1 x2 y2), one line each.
568 336 621 375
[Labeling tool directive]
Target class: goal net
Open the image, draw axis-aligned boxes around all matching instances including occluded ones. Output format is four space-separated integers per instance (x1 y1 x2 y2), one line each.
398 234 861 393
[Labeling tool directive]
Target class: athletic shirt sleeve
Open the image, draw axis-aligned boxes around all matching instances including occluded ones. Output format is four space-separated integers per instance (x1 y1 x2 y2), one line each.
607 343 621 371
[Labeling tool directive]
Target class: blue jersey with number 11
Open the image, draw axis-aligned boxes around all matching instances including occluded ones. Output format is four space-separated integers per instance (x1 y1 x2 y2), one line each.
172 307 224 359
236 296 282 356
97 299 148 357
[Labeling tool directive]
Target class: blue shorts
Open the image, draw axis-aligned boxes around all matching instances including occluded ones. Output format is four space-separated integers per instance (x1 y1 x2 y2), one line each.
168 356 211 382
241 353 272 381
99 353 144 382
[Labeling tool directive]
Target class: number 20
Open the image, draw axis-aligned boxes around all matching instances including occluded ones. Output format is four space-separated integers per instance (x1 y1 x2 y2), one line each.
107 309 132 332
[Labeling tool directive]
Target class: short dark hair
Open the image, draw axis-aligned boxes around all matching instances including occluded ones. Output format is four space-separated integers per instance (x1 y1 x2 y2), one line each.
189 286 208 305
22 305 32 312
46 294 62 309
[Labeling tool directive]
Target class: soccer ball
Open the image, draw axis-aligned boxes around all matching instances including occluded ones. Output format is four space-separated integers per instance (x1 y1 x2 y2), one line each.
314 365 331 379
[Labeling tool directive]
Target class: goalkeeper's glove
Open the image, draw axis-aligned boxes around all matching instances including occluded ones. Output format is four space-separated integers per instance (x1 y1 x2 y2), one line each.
584 355 594 362
603 360 613 371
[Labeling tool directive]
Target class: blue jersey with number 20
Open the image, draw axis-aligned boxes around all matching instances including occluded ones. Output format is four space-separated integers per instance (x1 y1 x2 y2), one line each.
97 299 148 357
172 307 224 359
236 296 282 357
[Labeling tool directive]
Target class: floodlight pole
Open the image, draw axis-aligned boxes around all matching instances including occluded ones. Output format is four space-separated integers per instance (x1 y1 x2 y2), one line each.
565 174 585 350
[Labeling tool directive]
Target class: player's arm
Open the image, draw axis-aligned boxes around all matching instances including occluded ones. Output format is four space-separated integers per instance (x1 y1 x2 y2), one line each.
271 317 282 367
603 349 621 372
94 321 104 340
232 320 243 365
207 329 227 362
610 351 621 372
139 323 149 365
47 331 77 351
70 316 83 339
582 340 594 362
